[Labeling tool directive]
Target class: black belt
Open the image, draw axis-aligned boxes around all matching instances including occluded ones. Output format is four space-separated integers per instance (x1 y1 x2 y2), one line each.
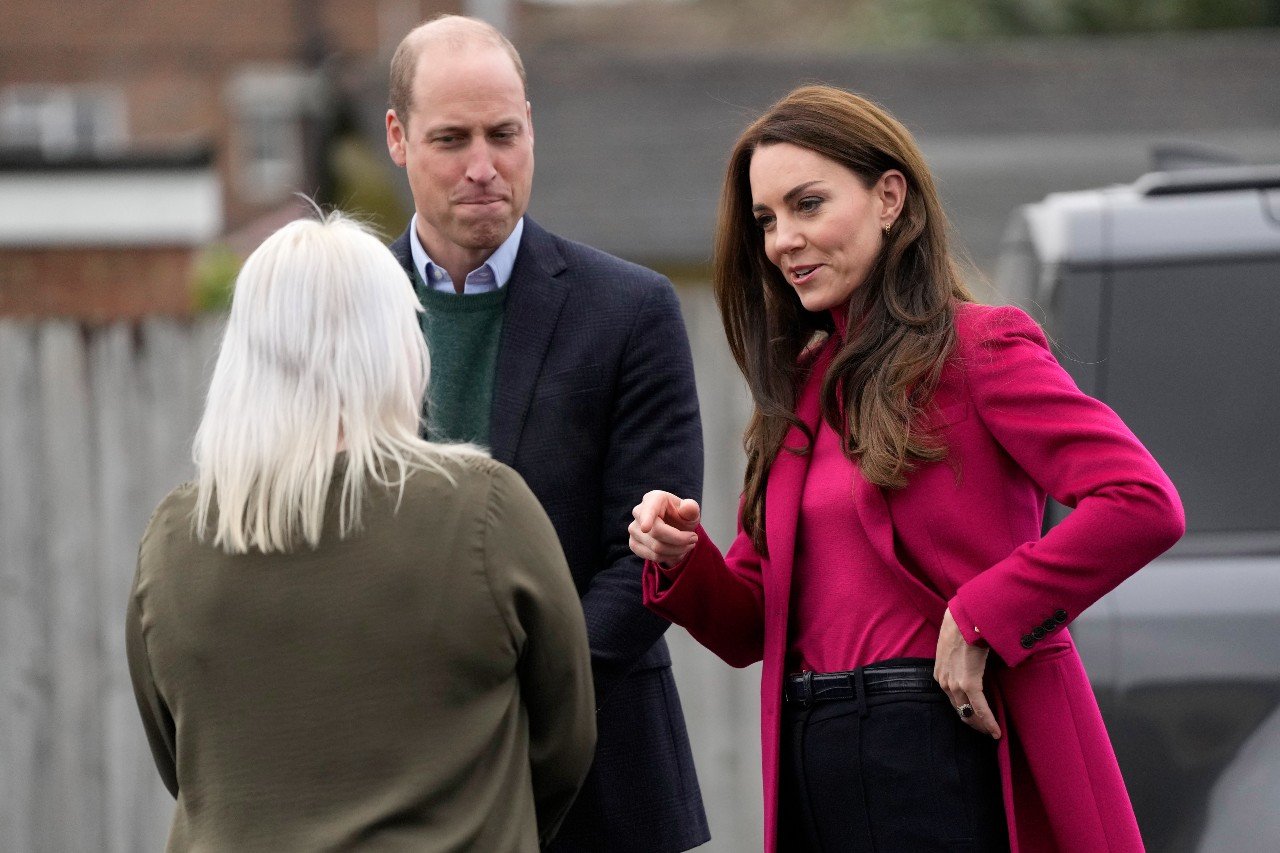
783 662 938 706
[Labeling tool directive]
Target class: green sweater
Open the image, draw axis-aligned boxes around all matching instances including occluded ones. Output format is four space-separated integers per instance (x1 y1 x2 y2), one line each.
415 281 508 445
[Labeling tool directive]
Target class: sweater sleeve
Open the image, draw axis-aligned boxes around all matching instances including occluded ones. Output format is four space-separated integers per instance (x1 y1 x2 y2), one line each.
948 305 1185 667
483 464 596 847
125 556 179 799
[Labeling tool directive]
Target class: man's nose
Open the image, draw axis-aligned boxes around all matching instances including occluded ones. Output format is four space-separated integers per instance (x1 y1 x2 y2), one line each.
464 143 499 183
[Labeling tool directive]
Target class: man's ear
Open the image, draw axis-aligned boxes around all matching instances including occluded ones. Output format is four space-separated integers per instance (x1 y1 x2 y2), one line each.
386 109 407 167
526 101 534 147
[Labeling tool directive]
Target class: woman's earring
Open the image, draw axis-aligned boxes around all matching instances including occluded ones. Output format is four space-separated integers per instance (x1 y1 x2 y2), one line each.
883 222 892 236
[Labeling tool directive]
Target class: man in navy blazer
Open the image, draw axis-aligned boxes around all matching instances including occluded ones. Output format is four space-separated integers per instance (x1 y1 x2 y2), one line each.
385 15 708 852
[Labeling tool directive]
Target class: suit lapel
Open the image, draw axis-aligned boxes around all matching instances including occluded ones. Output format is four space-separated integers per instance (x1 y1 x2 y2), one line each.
390 227 414 282
488 219 569 466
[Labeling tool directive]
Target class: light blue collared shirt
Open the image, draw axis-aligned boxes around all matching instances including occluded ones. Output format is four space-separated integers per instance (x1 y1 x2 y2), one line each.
409 215 524 295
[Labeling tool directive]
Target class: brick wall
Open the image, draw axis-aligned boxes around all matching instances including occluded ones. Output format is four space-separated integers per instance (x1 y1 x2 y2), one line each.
0 246 196 322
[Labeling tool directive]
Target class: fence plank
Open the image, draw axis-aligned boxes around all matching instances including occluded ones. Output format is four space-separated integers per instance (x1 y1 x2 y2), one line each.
94 324 138 853
93 325 172 853
38 321 104 852
142 319 203 493
0 321 47 853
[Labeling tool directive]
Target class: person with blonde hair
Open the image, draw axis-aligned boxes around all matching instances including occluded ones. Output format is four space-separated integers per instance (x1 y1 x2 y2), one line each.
630 86 1184 852
126 212 595 851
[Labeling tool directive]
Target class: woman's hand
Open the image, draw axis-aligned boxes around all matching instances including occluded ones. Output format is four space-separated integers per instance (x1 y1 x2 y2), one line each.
628 490 701 567
935 607 1002 739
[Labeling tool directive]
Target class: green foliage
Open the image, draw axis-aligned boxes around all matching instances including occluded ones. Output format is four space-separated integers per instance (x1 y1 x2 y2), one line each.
670 0 1278 49
897 0 1280 39
328 135 410 242
191 243 241 313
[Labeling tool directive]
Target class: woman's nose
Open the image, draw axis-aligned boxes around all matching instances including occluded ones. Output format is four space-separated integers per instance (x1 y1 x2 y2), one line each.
774 220 805 254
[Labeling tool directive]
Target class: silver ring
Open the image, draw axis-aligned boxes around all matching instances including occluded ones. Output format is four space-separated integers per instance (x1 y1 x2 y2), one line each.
956 703 975 719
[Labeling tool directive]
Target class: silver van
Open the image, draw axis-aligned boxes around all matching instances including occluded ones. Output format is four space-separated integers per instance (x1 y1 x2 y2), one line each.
996 165 1280 851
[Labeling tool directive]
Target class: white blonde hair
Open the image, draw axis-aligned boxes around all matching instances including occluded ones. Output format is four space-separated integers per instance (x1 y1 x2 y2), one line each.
193 211 479 554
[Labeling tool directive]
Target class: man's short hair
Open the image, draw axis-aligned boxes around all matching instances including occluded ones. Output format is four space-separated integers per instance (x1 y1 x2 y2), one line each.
388 15 528 127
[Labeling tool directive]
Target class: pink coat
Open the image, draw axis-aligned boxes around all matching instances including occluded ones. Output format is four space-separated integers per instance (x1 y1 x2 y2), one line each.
643 302 1184 852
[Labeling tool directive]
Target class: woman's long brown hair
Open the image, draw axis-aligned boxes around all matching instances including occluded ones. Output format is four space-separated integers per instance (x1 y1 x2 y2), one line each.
714 85 972 556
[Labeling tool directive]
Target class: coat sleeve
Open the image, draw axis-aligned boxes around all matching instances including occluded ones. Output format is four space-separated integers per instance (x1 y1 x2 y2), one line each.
125 560 179 798
947 305 1185 667
484 464 596 848
582 277 705 706
642 510 766 668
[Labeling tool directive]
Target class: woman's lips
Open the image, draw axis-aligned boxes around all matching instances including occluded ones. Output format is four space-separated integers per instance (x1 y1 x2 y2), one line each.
788 264 821 286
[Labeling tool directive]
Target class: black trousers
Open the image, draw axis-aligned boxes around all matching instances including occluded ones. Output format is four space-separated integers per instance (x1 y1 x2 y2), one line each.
778 660 1009 853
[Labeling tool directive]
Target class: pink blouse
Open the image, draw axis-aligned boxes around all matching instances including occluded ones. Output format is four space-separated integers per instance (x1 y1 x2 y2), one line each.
785 316 935 673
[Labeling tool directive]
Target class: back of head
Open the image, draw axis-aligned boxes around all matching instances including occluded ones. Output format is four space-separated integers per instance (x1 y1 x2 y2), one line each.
194 212 459 554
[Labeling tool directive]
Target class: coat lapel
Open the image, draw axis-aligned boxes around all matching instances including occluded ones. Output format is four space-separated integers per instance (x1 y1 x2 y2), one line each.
763 427 811 606
763 348 827 613
766 334 947 630
487 219 570 466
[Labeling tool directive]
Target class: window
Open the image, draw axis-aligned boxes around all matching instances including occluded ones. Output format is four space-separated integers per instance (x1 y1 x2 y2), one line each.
227 67 322 203
0 85 127 157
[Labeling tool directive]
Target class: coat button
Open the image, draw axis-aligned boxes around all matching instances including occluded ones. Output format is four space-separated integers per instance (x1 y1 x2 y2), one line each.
1021 634 1035 649
1054 609 1068 623
1042 618 1057 632
1031 626 1046 640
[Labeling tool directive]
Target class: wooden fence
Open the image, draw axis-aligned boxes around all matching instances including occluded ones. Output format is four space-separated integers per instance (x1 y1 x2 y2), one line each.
0 286 764 852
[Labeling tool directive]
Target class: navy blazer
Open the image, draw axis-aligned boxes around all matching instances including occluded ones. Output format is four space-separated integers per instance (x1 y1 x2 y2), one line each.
392 219 709 852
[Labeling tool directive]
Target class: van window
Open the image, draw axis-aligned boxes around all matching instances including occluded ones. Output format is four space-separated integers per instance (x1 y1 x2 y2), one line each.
1097 257 1280 538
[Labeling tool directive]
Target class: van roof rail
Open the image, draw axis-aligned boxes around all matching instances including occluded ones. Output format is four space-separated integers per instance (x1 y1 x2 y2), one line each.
1149 141 1240 172
1135 165 1280 197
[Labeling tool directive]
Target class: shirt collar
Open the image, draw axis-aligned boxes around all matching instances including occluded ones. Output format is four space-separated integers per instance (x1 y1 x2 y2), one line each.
409 215 524 293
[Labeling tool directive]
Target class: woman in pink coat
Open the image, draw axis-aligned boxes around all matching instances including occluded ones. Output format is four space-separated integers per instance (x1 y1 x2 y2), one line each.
629 85 1184 852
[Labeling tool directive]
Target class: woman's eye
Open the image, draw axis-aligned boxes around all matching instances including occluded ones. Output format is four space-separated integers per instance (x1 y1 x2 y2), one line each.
754 215 775 230
797 196 823 213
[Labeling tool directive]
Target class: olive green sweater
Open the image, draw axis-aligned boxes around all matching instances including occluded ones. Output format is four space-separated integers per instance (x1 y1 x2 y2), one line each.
126 453 595 852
